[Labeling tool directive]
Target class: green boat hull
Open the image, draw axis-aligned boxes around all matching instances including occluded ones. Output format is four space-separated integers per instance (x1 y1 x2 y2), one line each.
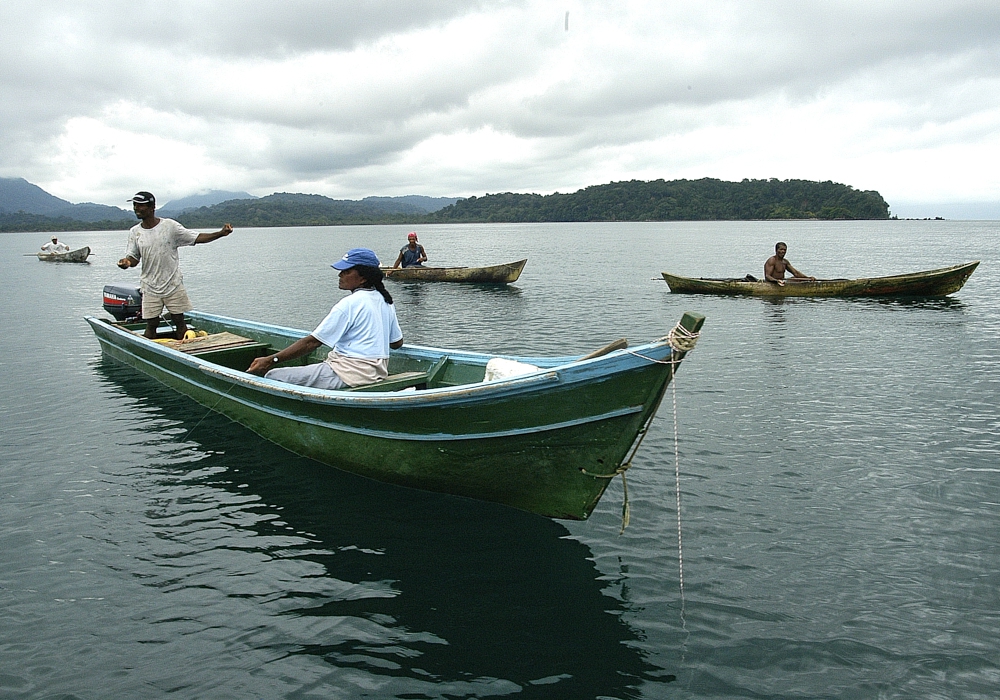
662 261 979 297
87 310 704 519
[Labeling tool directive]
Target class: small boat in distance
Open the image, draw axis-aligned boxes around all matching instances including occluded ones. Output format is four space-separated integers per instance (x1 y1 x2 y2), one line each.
383 258 527 284
86 308 704 520
662 261 979 298
36 246 91 263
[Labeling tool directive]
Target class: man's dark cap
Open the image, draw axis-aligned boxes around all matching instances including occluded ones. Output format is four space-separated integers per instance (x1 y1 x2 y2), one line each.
128 191 155 205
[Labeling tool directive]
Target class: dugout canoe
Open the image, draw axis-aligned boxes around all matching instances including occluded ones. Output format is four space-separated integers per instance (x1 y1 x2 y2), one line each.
86 308 704 520
382 258 526 283
36 246 90 263
662 261 979 298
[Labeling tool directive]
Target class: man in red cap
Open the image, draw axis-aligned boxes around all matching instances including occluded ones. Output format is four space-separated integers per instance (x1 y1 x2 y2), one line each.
391 231 428 268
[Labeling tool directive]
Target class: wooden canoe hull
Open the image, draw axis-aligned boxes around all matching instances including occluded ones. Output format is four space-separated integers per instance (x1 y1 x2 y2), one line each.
86 309 704 520
382 258 526 283
662 262 979 297
37 246 91 263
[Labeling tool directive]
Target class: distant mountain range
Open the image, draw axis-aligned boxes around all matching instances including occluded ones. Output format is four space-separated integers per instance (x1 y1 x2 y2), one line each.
0 175 891 232
0 178 461 232
0 177 133 223
157 191 258 216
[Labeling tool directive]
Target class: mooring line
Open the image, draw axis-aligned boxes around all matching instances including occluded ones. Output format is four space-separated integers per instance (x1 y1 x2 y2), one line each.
180 381 239 443
671 368 687 633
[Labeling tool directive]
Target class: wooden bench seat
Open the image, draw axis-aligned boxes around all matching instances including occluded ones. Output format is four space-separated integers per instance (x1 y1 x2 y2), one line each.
160 332 272 369
347 356 450 392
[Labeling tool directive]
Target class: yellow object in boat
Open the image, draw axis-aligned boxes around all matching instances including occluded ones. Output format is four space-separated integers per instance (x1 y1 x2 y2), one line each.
184 330 198 340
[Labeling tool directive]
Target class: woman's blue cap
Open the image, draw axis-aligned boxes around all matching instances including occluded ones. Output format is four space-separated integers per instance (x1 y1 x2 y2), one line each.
332 248 380 270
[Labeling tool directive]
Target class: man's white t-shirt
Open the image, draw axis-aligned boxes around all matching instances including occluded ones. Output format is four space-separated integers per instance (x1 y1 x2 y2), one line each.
124 219 199 296
312 289 404 386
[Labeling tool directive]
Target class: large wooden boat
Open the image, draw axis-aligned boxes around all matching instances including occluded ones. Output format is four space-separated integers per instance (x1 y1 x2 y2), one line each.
662 261 979 298
36 246 91 263
382 258 526 283
86 309 704 520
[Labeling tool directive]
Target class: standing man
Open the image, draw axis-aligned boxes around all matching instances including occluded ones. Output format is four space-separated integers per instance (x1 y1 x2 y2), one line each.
764 242 815 286
117 191 233 339
391 232 428 268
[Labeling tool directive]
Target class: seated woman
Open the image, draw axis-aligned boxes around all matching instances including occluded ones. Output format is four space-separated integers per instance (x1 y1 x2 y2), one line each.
247 248 403 389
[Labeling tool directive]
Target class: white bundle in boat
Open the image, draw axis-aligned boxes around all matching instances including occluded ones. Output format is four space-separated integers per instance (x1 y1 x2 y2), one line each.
484 357 540 382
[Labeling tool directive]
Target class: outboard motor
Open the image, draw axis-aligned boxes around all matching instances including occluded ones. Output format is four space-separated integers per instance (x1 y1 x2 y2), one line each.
103 284 142 322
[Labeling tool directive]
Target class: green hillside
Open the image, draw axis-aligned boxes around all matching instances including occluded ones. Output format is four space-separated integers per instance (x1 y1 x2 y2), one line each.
0 212 133 233
176 193 423 228
1 177 890 232
427 178 890 222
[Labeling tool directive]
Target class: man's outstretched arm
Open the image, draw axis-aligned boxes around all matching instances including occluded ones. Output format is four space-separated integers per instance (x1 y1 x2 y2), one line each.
195 223 234 244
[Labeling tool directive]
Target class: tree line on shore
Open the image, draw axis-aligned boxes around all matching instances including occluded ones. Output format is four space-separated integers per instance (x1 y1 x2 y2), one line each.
1 178 889 232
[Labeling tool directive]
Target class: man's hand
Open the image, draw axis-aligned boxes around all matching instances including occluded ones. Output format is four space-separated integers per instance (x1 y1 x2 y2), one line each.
247 355 275 376
117 258 132 269
221 223 233 236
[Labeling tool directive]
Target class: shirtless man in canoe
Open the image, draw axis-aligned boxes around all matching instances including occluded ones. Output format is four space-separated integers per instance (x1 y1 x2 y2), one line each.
764 242 815 286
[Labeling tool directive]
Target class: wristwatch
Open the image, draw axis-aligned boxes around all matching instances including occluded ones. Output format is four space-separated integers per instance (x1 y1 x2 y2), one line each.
271 355 280 363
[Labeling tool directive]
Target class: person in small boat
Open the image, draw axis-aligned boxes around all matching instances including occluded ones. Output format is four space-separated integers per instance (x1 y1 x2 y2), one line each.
391 232 428 268
764 242 815 286
40 237 70 253
117 191 233 340
247 248 404 390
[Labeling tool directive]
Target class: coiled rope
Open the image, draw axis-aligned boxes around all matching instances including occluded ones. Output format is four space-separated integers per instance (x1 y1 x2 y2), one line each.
667 322 700 352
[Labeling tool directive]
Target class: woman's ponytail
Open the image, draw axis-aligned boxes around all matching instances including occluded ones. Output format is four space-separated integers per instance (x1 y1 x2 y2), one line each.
354 265 393 304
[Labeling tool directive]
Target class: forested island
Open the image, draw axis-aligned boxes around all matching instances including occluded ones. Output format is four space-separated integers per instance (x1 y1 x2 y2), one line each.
1 178 889 232
426 178 889 222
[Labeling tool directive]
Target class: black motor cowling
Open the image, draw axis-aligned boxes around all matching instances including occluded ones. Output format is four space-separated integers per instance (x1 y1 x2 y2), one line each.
103 284 142 322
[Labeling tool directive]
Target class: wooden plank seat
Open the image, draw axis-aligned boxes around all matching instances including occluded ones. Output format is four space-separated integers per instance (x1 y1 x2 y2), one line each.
347 356 450 392
152 332 273 369
141 331 263 354
183 332 262 354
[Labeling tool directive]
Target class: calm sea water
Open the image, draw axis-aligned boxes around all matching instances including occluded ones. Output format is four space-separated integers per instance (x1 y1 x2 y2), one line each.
2 220 998 699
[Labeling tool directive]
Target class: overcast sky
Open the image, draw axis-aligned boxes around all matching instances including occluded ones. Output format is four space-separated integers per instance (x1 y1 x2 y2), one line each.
2 1 999 215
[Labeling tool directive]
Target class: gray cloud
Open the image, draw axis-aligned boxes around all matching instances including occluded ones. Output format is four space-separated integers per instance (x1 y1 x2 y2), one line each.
2 0 999 205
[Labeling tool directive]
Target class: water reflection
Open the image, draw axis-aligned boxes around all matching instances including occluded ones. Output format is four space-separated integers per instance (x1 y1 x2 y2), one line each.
760 298 788 353
847 295 969 311
391 280 524 302
756 294 968 311
760 297 789 321
95 361 660 698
